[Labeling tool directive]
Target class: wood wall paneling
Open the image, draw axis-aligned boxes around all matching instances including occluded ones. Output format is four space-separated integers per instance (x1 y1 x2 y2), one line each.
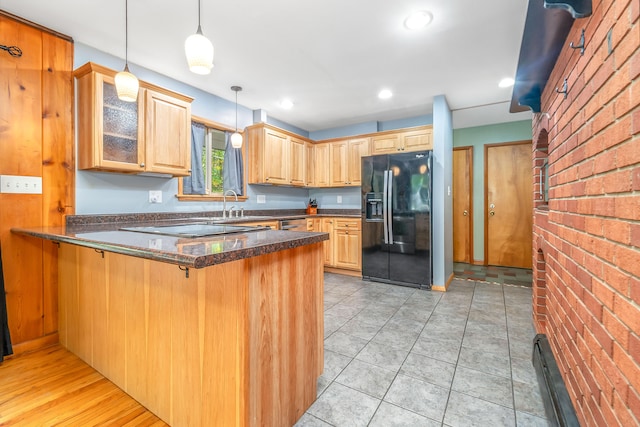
0 12 74 352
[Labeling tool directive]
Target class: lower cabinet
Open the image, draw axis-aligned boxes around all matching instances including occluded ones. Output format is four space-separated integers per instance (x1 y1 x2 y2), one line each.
333 219 361 270
308 217 361 272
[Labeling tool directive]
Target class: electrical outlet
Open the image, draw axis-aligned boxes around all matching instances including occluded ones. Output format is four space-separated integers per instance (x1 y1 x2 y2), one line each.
149 191 162 203
257 195 266 204
337 195 342 204
0 175 42 194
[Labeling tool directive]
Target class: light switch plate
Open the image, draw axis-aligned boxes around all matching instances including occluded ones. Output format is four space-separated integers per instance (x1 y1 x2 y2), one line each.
337 195 342 204
0 175 42 194
257 195 266 204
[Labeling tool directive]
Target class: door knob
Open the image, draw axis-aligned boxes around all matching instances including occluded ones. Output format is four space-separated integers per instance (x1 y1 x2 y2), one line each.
489 211 495 216
463 210 468 216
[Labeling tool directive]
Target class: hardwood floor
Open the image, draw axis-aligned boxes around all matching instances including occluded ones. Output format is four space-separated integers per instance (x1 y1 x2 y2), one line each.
0 345 167 426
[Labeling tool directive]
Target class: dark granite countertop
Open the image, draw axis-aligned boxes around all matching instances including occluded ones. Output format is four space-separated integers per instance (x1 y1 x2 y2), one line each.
13 221 329 269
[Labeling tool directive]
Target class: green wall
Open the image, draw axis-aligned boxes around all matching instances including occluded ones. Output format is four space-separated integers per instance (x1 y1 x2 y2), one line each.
453 120 532 263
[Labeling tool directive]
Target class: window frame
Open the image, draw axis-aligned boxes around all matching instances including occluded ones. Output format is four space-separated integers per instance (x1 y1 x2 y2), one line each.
176 115 248 202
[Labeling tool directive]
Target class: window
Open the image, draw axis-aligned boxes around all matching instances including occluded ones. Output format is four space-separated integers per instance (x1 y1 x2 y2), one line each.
202 128 226 194
177 117 245 201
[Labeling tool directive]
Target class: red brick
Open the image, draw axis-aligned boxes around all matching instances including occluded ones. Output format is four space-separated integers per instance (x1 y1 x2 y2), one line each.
632 223 640 247
611 387 639 427
631 48 640 80
603 308 630 350
594 149 617 173
595 279 618 310
615 196 640 220
633 109 640 135
627 387 640 425
614 86 633 118
613 342 640 393
613 295 640 334
634 167 640 190
603 262 632 295
603 169 634 193
592 314 615 355
616 137 640 167
603 218 632 245
630 333 640 361
602 114 633 150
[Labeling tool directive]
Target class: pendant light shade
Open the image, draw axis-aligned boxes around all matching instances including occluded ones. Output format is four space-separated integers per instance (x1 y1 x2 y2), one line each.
185 0 214 74
230 131 243 148
115 0 139 102
115 65 139 102
231 86 243 148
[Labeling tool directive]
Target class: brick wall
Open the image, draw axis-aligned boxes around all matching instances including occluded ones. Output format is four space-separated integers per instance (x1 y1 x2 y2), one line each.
531 0 639 425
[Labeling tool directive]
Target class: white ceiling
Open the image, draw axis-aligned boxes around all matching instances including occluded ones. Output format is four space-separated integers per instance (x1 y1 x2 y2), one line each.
2 0 532 132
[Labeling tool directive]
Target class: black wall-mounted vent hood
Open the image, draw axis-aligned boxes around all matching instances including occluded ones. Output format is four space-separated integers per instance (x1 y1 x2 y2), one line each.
544 0 592 18
510 0 592 113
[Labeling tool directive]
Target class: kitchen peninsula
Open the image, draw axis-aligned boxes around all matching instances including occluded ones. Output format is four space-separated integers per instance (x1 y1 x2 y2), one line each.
14 215 328 427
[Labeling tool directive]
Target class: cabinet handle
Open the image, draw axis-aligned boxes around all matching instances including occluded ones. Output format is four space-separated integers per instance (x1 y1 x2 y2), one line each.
265 177 270 181
140 163 145 168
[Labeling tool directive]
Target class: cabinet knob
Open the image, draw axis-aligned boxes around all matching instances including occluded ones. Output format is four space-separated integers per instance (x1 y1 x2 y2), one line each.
140 163 145 168
266 177 270 181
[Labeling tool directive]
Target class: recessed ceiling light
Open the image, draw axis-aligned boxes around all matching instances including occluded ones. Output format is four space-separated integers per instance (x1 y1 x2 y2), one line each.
280 99 294 109
499 77 515 88
378 89 393 99
404 11 433 30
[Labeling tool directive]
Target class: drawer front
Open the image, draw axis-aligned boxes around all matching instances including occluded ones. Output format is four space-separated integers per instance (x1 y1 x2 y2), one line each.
334 218 361 230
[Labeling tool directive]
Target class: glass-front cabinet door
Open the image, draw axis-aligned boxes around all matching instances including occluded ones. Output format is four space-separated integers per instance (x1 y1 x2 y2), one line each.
95 73 145 172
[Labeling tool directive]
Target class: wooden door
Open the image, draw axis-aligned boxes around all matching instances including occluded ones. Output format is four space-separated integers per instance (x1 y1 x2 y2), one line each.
145 88 191 176
453 147 473 263
263 129 289 184
321 218 334 266
289 137 306 186
371 134 400 154
346 138 370 186
314 144 331 187
306 143 315 187
485 141 532 268
329 141 348 186
402 128 433 152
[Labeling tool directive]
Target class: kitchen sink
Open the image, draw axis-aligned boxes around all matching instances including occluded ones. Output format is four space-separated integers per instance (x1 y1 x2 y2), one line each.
120 223 267 238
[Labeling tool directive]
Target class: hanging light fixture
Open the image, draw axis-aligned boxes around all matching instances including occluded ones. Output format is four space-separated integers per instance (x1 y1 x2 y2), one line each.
115 0 139 102
230 86 243 148
185 0 214 74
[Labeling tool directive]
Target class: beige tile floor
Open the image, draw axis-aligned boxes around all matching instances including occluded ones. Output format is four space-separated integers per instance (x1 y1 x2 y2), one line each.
295 273 551 427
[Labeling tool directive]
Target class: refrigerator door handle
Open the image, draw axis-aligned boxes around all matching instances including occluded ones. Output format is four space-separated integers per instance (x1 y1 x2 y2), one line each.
383 170 389 244
387 170 393 244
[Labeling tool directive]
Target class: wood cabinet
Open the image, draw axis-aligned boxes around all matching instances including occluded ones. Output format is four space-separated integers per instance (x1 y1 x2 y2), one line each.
75 62 193 176
371 126 433 154
309 217 361 272
247 124 312 187
313 143 331 187
290 136 307 186
321 218 335 266
328 138 370 187
306 143 315 187
58 242 323 426
333 219 362 270
0 11 74 353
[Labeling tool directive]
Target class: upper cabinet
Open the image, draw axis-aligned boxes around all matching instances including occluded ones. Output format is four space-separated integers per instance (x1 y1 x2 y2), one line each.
327 138 370 187
74 62 193 176
247 123 311 187
371 126 433 154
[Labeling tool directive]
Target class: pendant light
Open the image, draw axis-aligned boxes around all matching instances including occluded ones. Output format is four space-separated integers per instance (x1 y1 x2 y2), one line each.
115 0 139 102
185 0 214 74
230 86 243 148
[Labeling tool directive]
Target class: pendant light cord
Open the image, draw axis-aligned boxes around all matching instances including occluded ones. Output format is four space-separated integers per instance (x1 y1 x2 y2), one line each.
235 90 238 132
197 0 203 34
125 0 129 67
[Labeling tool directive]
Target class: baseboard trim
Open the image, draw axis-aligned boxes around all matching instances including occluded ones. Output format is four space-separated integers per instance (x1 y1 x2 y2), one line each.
324 267 361 277
473 259 485 265
432 272 455 292
10 333 59 357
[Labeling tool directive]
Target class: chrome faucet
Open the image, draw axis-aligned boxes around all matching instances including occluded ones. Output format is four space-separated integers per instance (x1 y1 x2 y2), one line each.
222 189 238 219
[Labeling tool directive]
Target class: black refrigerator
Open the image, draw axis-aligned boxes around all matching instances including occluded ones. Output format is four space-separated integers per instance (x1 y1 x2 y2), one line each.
361 151 432 289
